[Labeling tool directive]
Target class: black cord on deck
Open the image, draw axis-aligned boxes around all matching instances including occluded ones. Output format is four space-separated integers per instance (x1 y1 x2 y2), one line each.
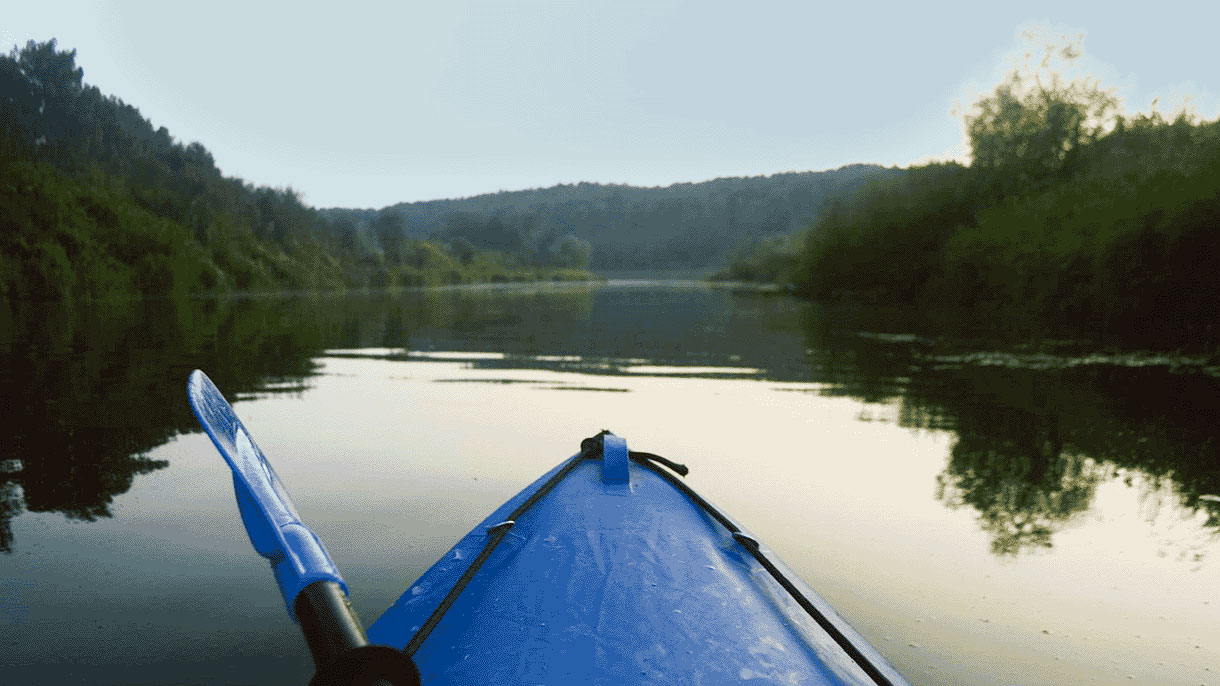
633 460 900 686
629 450 689 476
400 433 897 686
402 439 600 657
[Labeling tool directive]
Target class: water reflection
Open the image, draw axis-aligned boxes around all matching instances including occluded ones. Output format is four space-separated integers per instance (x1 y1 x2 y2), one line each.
943 370 1218 552
937 413 1103 555
0 296 331 551
800 316 1220 554
0 287 607 551
379 290 1220 555
1 285 1217 558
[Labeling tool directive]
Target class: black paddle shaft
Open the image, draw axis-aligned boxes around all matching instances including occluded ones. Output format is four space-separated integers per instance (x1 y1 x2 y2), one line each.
295 581 420 686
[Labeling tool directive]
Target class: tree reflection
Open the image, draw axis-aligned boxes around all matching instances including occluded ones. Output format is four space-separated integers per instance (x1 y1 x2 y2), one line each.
0 294 364 552
798 303 1220 555
4 288 1216 558
0 481 22 553
0 286 606 552
933 407 1104 555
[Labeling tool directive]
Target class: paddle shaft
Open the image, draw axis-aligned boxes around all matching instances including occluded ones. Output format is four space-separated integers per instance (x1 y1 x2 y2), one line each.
294 581 420 685
295 581 372 667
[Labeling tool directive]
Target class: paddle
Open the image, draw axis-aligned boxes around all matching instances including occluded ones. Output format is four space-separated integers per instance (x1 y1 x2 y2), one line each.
187 370 418 686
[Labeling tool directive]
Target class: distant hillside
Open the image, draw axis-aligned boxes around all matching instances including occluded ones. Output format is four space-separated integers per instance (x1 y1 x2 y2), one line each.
0 40 593 307
324 165 899 270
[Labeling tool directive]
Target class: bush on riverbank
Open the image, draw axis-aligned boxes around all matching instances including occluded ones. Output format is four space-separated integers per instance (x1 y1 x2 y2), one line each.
730 36 1220 345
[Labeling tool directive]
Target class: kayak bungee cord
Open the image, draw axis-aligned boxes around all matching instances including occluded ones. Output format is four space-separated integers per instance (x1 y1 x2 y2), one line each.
401 430 691 658
400 443 592 656
399 431 899 686
631 458 902 686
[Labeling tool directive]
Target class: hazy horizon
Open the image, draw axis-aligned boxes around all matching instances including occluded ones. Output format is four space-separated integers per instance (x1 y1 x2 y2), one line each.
323 162 888 211
8 1 1219 208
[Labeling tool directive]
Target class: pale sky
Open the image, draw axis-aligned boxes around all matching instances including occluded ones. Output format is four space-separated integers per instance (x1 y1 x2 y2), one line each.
6 1 1218 208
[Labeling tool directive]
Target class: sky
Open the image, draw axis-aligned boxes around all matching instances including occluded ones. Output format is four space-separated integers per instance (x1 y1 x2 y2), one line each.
6 1 1220 208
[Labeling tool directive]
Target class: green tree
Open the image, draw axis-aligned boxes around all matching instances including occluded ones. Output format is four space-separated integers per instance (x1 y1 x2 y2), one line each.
450 236 477 265
372 212 407 264
965 32 1119 194
550 235 591 269
1 39 531 305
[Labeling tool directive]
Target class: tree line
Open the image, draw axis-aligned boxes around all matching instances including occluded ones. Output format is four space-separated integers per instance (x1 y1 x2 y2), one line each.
0 40 592 310
727 36 1220 348
324 164 897 271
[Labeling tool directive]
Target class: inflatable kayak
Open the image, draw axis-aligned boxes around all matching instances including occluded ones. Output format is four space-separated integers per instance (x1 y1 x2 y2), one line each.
188 370 909 685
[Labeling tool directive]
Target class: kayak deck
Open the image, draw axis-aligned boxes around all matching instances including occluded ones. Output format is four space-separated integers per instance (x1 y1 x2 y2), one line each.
368 439 904 685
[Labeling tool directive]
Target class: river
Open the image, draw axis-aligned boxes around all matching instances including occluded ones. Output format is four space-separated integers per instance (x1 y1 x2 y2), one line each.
1 282 1216 685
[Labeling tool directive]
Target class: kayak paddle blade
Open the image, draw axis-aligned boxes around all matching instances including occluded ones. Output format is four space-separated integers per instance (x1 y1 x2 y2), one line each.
187 369 347 619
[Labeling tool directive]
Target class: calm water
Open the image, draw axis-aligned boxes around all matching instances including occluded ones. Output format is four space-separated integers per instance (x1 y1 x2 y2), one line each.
1 282 1217 685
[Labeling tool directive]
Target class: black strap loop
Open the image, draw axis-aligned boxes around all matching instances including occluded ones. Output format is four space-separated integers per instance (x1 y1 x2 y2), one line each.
580 431 690 477
629 451 689 477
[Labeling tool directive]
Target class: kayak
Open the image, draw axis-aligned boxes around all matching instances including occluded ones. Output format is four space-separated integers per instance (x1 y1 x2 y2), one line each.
188 370 910 685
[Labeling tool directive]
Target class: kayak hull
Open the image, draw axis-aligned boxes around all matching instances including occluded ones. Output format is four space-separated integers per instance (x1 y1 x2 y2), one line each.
368 443 906 685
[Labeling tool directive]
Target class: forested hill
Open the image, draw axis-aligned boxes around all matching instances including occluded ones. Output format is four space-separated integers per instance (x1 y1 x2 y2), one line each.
324 165 898 270
0 40 592 308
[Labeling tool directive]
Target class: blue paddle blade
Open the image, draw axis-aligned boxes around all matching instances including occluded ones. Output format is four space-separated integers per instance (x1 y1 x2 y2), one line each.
187 370 347 619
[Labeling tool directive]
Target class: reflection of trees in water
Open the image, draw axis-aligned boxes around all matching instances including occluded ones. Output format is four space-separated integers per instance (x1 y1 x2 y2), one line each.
934 413 1104 555
918 369 1220 554
0 295 346 552
6 288 1216 558
1 300 191 550
1 481 22 553
924 374 1105 555
798 305 1220 555
0 286 605 553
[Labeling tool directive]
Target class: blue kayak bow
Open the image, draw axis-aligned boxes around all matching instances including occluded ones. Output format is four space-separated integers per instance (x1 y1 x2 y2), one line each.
188 370 418 686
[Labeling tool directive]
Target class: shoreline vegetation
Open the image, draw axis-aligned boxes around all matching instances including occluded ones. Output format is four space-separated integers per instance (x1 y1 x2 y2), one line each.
0 40 597 313
1 38 899 315
6 36 1217 354
720 36 1220 350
